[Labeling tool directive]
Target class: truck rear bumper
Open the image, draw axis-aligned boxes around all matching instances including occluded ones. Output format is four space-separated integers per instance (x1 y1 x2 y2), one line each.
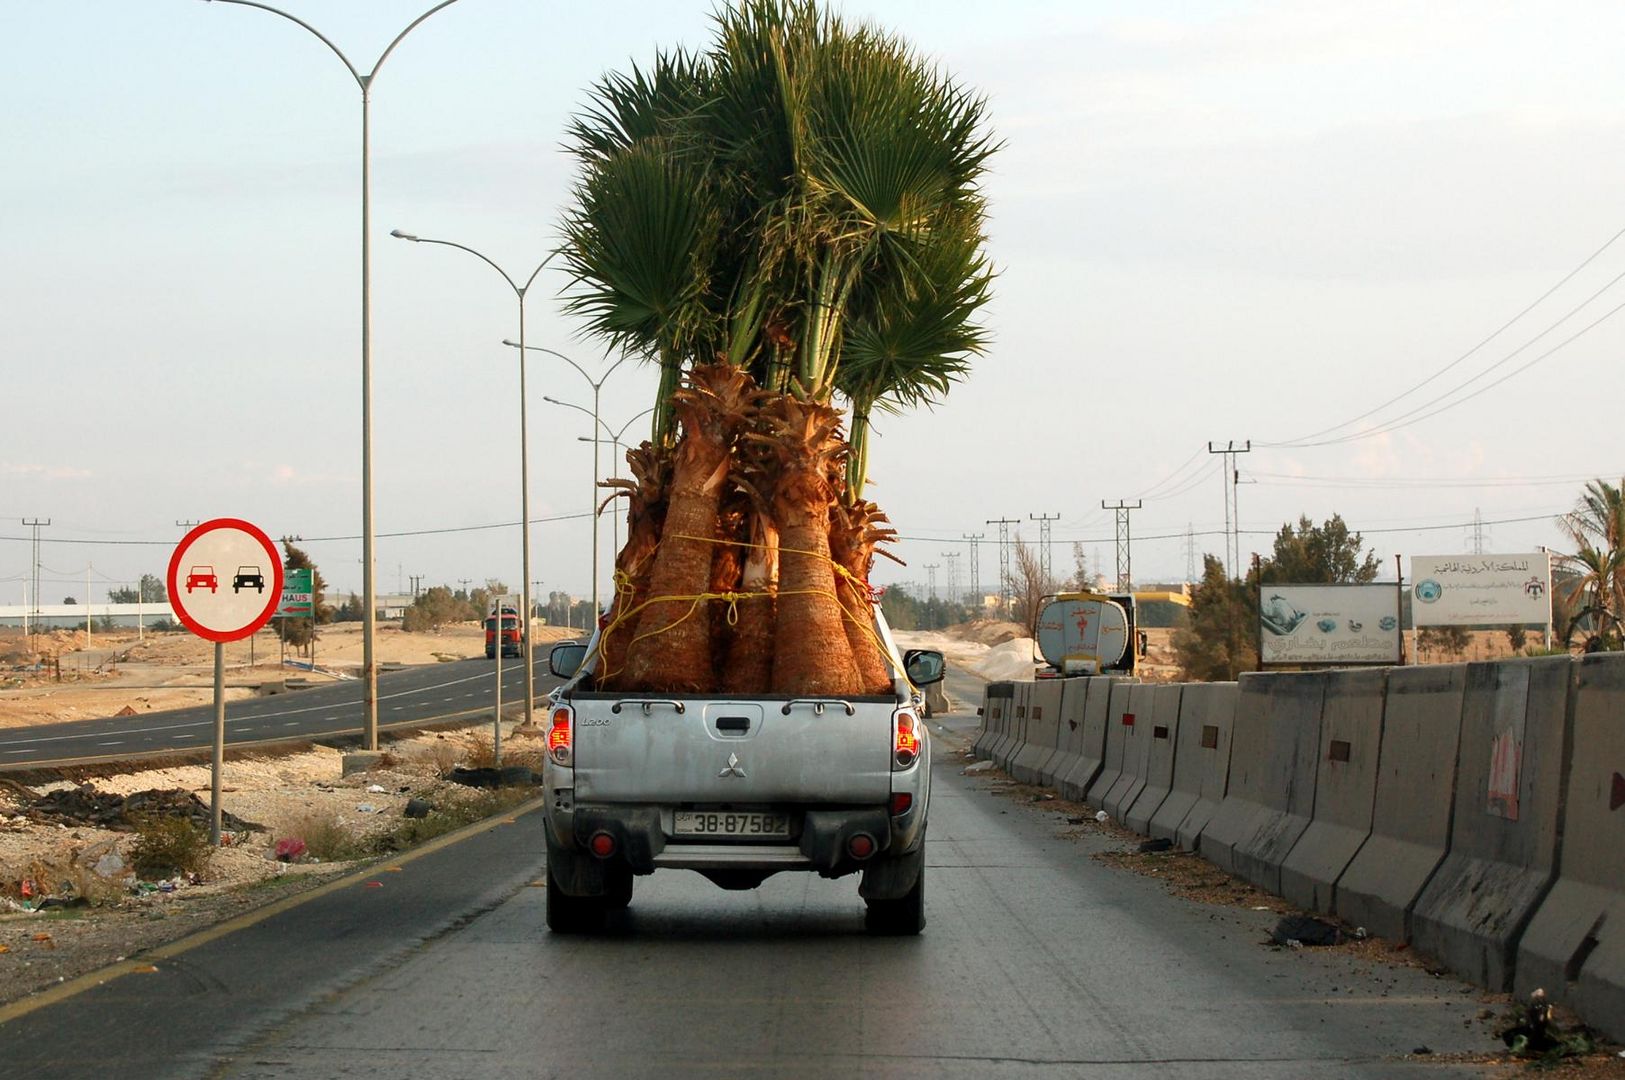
567 802 893 880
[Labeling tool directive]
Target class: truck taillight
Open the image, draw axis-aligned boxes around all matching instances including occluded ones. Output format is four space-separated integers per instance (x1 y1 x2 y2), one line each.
893 709 920 770
548 705 573 767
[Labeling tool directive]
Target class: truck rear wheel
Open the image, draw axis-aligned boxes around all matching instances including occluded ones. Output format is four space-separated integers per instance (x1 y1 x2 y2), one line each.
864 864 925 936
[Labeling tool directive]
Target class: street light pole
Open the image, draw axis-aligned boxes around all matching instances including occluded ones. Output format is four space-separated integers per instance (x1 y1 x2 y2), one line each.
392 231 549 727
506 343 632 622
571 405 656 564
204 0 462 752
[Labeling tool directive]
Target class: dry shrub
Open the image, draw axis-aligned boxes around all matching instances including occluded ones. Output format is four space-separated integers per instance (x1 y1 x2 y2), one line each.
460 732 498 769
281 809 369 862
129 814 211 878
426 739 458 776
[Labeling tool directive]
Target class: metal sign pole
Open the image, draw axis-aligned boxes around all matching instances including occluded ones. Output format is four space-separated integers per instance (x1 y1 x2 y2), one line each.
493 597 504 768
212 640 225 846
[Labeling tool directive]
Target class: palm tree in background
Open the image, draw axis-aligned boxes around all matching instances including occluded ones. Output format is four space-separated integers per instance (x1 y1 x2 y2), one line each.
1556 478 1625 649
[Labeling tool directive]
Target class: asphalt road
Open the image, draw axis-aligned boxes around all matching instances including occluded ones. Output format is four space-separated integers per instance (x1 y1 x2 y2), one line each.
0 657 560 771
1 714 1501 1078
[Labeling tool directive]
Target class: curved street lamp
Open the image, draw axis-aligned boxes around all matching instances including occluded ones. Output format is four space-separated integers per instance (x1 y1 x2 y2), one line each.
549 402 656 561
392 230 549 728
510 343 632 619
203 0 463 751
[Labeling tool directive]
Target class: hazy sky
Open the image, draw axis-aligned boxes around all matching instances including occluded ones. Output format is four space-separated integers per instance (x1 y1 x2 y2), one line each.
6 1 1625 606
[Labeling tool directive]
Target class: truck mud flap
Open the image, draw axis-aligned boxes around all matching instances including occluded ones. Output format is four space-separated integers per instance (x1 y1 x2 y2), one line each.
572 805 667 873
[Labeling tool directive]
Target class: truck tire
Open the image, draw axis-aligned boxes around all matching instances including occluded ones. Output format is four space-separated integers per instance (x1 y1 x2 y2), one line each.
604 864 633 910
546 851 607 934
864 863 925 936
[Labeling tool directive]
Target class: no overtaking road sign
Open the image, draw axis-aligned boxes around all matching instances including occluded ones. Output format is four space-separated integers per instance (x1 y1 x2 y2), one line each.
167 519 284 643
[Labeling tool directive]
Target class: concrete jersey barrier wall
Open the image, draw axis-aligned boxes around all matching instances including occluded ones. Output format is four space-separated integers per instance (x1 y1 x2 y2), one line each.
1011 679 1065 785
1042 679 1090 792
1124 685 1185 834
1145 682 1238 850
974 682 1014 760
1059 678 1114 802
1198 671 1326 894
1516 653 1625 1041
993 681 1030 770
1409 656 1573 991
1334 664 1468 943
1102 684 1160 821
1277 668 1386 914
1088 682 1141 811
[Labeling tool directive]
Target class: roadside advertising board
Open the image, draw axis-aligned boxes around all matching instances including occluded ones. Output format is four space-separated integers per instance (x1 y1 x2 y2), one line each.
1260 583 1401 665
1409 553 1551 627
166 519 284 643
275 567 314 619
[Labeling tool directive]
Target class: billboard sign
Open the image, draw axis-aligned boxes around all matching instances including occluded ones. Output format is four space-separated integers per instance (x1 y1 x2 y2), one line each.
1260 584 1400 665
1409 553 1551 627
274 568 314 619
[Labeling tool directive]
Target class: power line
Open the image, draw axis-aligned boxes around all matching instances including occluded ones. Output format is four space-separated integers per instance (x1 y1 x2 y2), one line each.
1267 221 1625 447
0 510 597 548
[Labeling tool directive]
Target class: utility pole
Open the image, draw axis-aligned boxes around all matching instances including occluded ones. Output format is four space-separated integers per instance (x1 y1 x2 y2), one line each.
1030 513 1060 587
1207 440 1251 578
1101 501 1140 594
962 533 984 612
942 552 960 606
986 518 1020 618
925 563 940 603
457 578 473 599
23 519 49 652
1469 508 1486 555
1184 523 1197 585
408 574 423 598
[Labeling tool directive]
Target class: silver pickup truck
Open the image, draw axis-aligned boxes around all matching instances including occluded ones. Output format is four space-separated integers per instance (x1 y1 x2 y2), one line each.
541 610 945 935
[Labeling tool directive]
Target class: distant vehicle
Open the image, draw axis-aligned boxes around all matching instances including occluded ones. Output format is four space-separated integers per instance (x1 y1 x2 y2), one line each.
233 566 265 593
485 612 524 659
185 566 218 594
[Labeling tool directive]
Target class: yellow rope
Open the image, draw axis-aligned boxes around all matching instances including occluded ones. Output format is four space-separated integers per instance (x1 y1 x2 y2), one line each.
585 529 899 688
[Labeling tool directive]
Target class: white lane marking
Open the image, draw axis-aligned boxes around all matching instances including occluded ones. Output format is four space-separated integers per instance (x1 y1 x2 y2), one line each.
98 741 124 746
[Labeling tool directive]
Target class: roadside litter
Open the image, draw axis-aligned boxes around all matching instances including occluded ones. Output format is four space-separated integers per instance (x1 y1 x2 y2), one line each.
1270 914 1343 948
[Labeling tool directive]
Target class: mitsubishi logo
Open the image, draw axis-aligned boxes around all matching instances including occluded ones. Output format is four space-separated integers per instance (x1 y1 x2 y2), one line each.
718 752 747 779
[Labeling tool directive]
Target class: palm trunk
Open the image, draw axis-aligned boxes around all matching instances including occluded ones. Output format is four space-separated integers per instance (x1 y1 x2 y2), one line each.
622 442 729 694
829 499 893 694
723 512 778 694
772 495 861 697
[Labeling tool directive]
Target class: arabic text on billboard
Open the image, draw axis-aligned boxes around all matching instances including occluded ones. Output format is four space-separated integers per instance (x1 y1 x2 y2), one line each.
274 567 314 619
1409 553 1551 627
1260 584 1400 665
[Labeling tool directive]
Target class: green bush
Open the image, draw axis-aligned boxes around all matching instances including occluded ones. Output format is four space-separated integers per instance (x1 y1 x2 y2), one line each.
129 815 211 878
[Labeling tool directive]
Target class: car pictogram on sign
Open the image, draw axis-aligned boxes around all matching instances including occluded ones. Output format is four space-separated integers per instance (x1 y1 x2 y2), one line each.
232 565 265 593
186 566 219 593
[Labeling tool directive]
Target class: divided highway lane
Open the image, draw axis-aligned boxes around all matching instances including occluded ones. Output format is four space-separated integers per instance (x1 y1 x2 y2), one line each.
3 726 1500 1079
0 658 563 770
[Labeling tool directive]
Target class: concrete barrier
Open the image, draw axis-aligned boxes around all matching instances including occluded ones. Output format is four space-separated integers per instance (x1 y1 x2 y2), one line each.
1101 684 1160 821
1059 678 1114 802
1124 685 1185 833
992 681 1030 770
1145 682 1238 850
1334 664 1467 943
1410 656 1573 991
1198 671 1326 894
1010 679 1064 785
974 682 1013 760
1516 653 1625 1041
1088 682 1146 812
1277 668 1386 915
1039 679 1088 791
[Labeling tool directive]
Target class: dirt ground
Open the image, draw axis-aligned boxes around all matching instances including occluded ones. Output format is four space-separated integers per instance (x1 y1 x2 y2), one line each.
0 621 578 729
0 722 545 1006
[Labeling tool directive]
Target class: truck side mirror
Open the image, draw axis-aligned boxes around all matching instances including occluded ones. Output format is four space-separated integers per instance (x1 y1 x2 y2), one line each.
903 649 946 686
549 641 588 679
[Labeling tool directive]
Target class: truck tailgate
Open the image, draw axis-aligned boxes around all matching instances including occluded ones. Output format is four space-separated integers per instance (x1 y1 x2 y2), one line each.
572 698 896 804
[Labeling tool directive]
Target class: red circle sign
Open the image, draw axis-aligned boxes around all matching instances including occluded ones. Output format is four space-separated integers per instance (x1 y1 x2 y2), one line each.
166 519 285 643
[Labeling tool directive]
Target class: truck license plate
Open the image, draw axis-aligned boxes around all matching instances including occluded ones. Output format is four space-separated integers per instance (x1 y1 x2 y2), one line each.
673 812 790 838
